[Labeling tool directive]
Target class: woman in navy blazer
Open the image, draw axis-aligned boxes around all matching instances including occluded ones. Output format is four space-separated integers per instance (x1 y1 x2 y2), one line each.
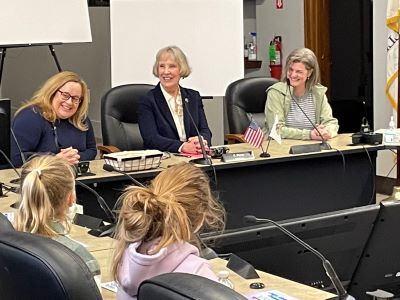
138 46 212 153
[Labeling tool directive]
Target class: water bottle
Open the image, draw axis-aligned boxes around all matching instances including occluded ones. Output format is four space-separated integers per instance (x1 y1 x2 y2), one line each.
385 116 396 143
217 270 234 289
248 32 257 61
389 116 396 130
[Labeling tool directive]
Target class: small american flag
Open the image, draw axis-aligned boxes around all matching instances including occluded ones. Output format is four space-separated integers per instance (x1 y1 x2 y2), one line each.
244 120 265 148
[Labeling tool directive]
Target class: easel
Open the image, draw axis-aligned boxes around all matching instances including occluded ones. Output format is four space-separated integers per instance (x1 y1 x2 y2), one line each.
0 43 63 86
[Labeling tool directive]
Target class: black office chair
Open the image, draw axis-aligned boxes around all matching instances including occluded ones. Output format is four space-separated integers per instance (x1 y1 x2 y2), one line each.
98 83 155 156
0 212 14 233
225 76 278 143
138 272 246 300
0 230 101 300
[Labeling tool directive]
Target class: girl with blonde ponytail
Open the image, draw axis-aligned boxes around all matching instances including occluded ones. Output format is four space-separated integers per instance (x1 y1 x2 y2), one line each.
14 155 101 286
112 162 225 300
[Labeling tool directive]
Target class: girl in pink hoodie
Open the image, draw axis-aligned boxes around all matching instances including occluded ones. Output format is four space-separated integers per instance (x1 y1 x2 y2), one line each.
111 162 225 300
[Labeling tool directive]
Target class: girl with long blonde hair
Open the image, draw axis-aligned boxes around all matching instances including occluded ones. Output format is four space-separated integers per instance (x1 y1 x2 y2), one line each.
14 155 101 285
111 162 225 300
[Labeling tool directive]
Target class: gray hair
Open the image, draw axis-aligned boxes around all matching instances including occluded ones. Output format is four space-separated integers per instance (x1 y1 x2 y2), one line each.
282 48 320 91
152 46 192 78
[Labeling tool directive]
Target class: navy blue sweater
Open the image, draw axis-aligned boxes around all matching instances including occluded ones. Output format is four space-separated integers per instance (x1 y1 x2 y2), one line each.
11 106 97 167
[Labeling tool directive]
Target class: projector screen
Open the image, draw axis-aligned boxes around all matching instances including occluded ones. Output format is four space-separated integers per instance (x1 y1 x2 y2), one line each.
110 0 244 96
0 0 92 45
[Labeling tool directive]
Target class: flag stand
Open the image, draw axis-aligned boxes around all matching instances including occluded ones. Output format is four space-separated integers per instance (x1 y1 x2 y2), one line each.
260 138 271 157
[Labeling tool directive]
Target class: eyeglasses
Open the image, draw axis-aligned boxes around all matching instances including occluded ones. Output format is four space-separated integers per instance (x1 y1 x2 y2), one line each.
57 90 82 105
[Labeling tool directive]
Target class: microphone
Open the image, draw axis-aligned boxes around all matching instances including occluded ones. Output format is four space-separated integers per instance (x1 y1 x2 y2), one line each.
243 215 354 300
286 79 331 154
75 180 116 237
182 93 211 165
0 149 21 179
0 105 26 166
102 164 145 187
10 127 26 166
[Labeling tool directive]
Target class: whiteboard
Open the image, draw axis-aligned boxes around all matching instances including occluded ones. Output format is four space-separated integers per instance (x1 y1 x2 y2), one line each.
0 0 92 45
110 0 244 96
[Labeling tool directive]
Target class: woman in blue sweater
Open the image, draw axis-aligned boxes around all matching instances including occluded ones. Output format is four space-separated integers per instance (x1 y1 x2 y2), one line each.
11 71 97 167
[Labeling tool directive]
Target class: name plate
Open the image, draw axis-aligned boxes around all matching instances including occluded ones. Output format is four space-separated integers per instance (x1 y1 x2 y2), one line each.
221 151 255 163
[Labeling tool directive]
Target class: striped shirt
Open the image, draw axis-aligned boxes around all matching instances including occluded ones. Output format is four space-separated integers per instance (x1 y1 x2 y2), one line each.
286 92 316 130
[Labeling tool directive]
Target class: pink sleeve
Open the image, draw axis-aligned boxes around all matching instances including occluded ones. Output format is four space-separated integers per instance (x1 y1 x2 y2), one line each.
195 261 219 282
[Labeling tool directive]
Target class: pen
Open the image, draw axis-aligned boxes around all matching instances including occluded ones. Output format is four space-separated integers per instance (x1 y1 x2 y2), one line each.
268 292 286 300
173 153 190 157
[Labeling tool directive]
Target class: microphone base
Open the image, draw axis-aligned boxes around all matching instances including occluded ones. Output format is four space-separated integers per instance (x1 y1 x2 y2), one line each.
320 142 331 151
190 157 212 165
10 178 20 184
289 142 331 154
88 223 116 238
326 295 355 300
260 152 270 158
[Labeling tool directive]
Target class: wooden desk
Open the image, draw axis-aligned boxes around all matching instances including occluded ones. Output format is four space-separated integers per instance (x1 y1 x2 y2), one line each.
0 134 382 229
85 249 336 300
67 134 382 229
211 258 335 299
0 192 335 300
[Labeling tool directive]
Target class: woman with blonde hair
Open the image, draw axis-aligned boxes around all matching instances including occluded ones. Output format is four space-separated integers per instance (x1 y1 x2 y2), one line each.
14 155 101 285
10 71 96 167
111 162 225 300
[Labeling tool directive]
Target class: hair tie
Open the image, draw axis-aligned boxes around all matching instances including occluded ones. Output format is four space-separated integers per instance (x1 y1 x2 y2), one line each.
33 168 42 178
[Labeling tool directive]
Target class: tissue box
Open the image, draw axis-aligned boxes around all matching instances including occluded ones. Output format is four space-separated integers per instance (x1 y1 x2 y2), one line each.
103 150 163 172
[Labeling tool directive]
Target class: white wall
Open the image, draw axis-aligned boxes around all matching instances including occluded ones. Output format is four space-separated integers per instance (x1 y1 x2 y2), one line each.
110 0 244 97
373 0 396 178
247 0 304 78
0 7 226 145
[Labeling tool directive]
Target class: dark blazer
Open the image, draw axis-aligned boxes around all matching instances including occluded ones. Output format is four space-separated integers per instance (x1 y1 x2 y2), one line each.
11 106 97 167
137 83 212 153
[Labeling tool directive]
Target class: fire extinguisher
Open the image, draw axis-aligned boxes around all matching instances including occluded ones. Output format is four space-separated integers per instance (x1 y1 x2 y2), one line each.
269 36 282 80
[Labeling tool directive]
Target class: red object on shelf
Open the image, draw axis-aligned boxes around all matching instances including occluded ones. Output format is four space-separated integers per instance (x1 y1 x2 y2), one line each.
270 64 282 80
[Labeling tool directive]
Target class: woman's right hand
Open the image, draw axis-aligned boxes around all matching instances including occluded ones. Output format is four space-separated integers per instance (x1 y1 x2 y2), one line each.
182 136 209 154
181 140 199 154
56 147 80 164
310 125 332 140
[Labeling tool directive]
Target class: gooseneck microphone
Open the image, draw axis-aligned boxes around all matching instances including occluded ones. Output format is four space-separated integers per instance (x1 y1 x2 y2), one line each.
286 79 331 153
0 149 21 197
182 93 212 165
102 164 145 187
10 127 26 165
75 180 116 237
0 149 21 179
243 215 354 300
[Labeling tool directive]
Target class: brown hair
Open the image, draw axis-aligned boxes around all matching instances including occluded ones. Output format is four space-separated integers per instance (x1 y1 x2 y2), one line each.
111 162 225 281
282 48 321 91
14 155 76 237
15 71 90 131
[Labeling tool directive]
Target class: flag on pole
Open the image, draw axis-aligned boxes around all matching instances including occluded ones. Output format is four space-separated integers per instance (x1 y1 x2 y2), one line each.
386 0 400 112
269 114 282 144
244 120 265 148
